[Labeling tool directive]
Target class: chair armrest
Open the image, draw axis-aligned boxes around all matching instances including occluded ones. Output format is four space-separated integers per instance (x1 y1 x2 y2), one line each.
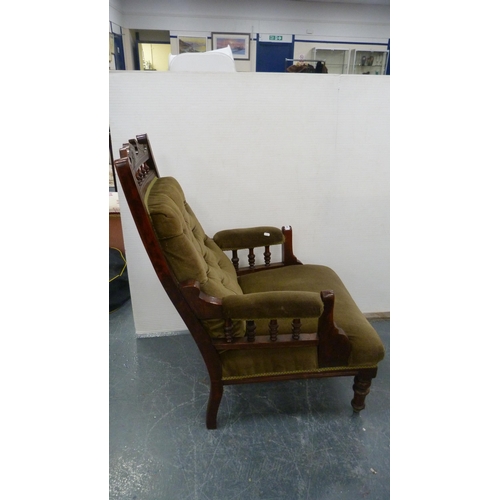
218 290 351 367
222 291 323 319
214 226 299 273
213 226 284 250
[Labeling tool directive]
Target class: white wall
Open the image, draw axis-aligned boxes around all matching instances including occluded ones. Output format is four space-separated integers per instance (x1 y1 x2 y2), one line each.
109 71 389 335
109 0 123 26
118 0 389 42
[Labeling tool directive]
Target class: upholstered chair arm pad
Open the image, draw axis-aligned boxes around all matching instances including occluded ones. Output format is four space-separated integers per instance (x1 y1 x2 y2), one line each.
213 226 284 250
222 291 323 320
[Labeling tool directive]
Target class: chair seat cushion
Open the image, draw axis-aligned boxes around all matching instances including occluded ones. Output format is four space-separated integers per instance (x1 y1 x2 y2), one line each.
218 265 385 378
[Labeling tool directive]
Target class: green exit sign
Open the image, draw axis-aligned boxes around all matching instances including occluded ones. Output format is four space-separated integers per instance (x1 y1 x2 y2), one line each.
269 35 283 41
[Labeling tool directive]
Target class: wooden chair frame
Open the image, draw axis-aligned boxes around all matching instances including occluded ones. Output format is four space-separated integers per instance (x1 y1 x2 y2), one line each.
114 133 378 429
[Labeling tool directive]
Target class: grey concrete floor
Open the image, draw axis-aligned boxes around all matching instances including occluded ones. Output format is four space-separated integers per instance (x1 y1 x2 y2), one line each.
110 300 390 500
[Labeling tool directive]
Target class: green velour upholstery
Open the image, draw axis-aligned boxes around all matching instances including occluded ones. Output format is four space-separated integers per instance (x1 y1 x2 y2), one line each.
222 291 323 320
214 226 284 250
221 266 385 379
147 177 242 298
147 176 246 338
220 346 319 380
238 265 385 367
147 176 385 380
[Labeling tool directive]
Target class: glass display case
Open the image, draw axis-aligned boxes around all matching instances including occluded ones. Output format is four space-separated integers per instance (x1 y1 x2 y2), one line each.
312 48 351 74
349 50 389 75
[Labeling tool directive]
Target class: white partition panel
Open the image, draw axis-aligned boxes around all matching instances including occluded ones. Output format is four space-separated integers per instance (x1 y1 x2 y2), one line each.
109 71 389 335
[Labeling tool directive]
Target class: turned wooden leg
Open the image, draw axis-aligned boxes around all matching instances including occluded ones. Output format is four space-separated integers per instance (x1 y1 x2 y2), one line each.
351 374 373 413
206 381 223 429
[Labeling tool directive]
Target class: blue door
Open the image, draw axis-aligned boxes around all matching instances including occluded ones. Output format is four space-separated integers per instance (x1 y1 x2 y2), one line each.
386 39 390 75
113 34 126 70
256 40 294 72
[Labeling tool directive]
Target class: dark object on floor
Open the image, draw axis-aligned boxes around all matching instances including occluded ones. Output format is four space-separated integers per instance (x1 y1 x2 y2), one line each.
114 133 385 429
109 247 130 312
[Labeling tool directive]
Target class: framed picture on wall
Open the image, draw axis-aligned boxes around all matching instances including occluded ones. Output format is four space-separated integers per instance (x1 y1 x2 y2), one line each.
211 32 251 60
178 36 207 54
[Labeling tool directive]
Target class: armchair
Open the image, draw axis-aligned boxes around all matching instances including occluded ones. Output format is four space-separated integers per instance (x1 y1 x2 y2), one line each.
114 133 385 429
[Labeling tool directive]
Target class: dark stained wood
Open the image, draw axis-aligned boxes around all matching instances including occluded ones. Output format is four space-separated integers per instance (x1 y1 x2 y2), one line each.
114 135 224 410
231 250 239 271
212 332 318 350
282 226 301 266
245 320 256 342
235 261 293 276
292 318 302 340
224 319 234 343
206 381 223 430
264 245 271 266
223 226 302 276
351 369 377 412
269 319 279 341
248 248 255 268
114 133 381 429
228 227 301 276
317 291 353 367
179 280 223 320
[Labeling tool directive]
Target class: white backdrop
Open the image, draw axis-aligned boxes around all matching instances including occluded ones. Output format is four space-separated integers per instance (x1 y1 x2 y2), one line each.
109 71 389 335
